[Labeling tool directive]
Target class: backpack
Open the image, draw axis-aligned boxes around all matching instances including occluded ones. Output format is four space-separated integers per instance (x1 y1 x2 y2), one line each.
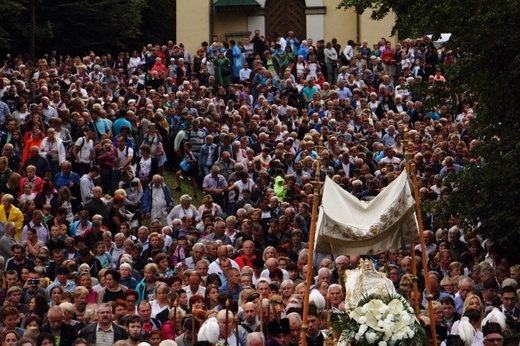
68 137 86 163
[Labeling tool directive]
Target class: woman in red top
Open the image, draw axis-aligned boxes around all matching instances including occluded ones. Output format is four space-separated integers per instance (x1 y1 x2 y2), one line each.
381 41 395 78
151 57 168 74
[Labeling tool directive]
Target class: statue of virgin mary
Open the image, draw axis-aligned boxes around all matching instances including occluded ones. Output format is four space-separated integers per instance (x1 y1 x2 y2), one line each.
343 258 396 309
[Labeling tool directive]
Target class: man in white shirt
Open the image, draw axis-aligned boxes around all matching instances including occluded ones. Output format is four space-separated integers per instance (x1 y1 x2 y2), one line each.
379 147 401 171
208 245 240 275
73 127 96 176
276 34 287 51
260 258 289 281
182 271 206 299
334 152 354 178
239 62 252 82
114 136 134 170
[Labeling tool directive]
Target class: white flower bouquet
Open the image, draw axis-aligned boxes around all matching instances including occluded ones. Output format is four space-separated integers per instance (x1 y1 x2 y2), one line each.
333 292 425 346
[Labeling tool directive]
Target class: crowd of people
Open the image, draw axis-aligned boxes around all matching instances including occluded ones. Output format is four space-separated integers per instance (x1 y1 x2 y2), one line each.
0 28 509 346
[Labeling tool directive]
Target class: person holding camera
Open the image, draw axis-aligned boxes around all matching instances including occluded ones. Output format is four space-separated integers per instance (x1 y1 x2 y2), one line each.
251 29 268 59
21 269 46 304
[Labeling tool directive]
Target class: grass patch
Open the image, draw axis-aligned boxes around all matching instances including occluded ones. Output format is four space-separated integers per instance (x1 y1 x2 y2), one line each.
140 170 204 228
162 170 204 207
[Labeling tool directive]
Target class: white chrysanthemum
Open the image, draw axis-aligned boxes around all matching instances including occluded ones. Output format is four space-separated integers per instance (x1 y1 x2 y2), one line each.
394 331 405 340
342 295 418 345
392 321 411 340
400 312 411 324
366 332 377 343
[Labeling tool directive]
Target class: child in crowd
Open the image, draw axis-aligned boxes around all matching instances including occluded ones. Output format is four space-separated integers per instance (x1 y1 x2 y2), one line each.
19 182 36 204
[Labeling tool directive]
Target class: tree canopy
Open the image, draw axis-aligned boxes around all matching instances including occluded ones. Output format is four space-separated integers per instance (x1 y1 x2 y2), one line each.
0 0 176 58
338 0 520 248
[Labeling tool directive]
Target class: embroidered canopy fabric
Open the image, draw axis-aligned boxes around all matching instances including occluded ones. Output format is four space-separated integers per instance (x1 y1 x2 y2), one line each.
315 171 419 256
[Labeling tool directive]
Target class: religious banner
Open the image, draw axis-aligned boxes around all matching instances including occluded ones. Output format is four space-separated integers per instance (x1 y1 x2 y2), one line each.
315 171 419 256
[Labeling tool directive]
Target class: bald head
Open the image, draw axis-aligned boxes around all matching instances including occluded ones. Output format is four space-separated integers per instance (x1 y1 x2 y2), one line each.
243 302 257 314
152 174 162 186
265 258 278 270
349 255 360 268
217 245 229 258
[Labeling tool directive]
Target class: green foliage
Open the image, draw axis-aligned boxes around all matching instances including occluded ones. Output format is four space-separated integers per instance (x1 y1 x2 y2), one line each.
0 0 29 49
0 0 178 57
37 0 147 55
337 0 520 249
140 0 176 45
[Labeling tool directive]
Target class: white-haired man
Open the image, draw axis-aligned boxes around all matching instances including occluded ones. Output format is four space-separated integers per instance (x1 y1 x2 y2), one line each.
142 175 174 224
246 332 265 346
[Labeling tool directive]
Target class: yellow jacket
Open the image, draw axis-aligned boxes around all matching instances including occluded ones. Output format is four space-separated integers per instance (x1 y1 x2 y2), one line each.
0 204 24 241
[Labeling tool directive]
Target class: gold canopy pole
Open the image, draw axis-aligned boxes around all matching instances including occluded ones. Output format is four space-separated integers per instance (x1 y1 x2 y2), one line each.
301 136 324 346
404 129 420 317
404 128 437 346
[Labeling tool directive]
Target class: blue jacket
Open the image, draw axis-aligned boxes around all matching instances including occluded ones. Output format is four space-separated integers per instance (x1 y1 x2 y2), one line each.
69 220 92 237
120 276 139 290
297 46 308 61
135 278 155 303
232 45 244 77
286 36 300 52
142 183 174 213
198 143 217 167
54 171 81 190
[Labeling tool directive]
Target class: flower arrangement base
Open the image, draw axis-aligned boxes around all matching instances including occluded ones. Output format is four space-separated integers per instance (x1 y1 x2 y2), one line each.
331 292 426 346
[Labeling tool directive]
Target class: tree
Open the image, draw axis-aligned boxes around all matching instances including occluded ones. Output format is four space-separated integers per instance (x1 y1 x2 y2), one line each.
337 0 520 248
140 0 176 45
36 0 147 56
1 0 179 59
0 0 29 50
